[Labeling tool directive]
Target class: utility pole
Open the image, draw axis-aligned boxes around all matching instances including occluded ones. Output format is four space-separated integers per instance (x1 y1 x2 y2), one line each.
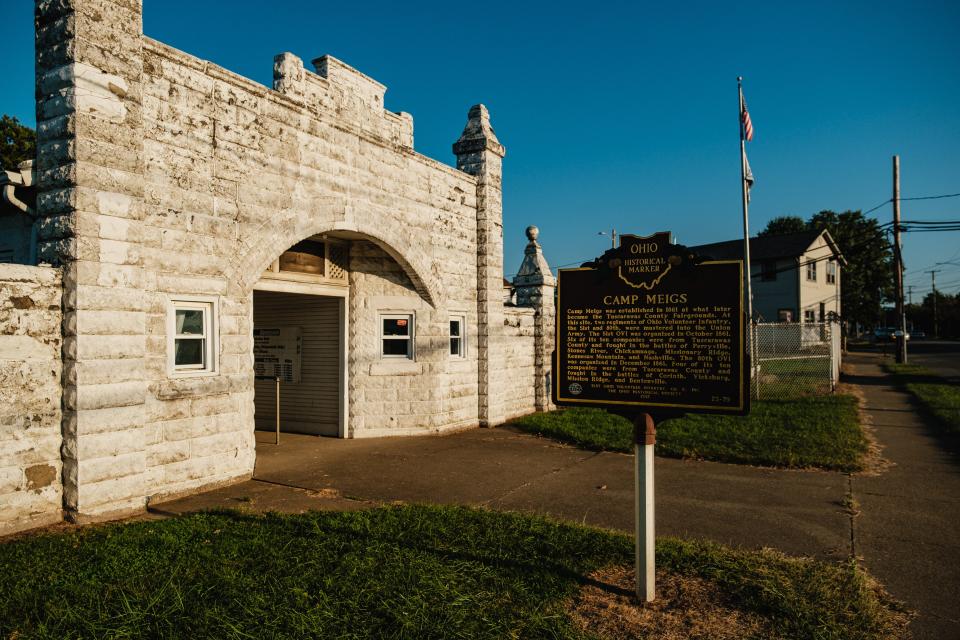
893 156 907 363
926 269 941 338
908 285 913 305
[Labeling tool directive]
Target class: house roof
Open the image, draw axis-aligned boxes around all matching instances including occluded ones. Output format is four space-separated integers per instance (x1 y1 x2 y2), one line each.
690 229 847 265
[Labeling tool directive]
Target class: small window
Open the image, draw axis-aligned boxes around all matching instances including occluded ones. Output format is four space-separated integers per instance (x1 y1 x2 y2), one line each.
761 260 777 281
806 260 817 281
381 314 414 359
778 308 794 322
826 259 837 284
168 298 217 376
804 309 816 323
449 316 465 358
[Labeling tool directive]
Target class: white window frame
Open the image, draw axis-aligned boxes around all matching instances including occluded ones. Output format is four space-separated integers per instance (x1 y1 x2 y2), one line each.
449 315 466 358
806 260 817 282
804 309 816 323
379 313 415 360
167 296 219 377
826 259 837 284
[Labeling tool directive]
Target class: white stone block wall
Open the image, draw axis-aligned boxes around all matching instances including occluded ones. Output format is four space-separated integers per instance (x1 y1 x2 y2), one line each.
348 241 479 437
502 307 537 420
133 40 483 496
0 265 63 536
30 0 544 523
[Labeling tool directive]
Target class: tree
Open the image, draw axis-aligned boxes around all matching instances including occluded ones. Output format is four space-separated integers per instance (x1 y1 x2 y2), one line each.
1 115 36 170
807 210 894 329
758 215 807 237
910 291 960 338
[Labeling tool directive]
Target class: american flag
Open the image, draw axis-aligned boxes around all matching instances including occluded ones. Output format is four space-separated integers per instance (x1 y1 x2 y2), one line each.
741 94 754 141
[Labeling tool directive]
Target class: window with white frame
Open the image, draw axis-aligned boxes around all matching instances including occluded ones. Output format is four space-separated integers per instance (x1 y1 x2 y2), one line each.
826 259 837 284
806 260 817 281
804 309 816 323
168 298 217 375
449 316 465 358
380 314 414 359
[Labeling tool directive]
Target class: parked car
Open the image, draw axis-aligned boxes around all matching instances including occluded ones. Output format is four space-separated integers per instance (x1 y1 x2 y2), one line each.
872 327 909 342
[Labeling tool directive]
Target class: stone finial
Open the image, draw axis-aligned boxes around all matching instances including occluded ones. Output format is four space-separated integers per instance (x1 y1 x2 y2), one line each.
513 226 556 307
452 104 505 158
273 52 306 99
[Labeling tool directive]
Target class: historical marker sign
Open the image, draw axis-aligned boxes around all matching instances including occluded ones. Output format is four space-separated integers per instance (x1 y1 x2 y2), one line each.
254 327 302 383
553 232 749 415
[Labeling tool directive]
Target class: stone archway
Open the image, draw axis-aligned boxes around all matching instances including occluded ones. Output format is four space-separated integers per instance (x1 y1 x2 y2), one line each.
225 200 441 306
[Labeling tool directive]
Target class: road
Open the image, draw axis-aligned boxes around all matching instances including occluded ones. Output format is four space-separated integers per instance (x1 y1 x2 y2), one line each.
904 339 960 379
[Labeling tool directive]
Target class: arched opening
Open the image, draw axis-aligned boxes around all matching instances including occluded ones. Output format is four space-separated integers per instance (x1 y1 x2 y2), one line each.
250 229 436 447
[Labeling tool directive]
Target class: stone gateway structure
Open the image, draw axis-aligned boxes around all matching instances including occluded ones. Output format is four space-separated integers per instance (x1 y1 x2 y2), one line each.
0 0 556 535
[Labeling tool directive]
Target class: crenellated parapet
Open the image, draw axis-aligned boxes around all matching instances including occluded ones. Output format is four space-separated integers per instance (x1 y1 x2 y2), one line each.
273 52 413 149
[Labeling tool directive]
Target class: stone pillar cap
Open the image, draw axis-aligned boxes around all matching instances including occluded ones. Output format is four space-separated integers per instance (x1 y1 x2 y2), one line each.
514 226 555 288
453 103 505 158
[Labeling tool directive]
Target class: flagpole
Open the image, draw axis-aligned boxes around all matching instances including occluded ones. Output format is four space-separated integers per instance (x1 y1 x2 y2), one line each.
738 77 756 388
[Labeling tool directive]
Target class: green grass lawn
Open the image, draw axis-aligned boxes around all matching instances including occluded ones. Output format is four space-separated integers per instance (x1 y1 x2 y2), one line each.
756 356 833 396
884 363 960 434
511 395 866 471
0 505 906 639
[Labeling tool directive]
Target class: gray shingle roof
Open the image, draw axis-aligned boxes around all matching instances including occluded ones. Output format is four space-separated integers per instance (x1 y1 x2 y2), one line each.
690 229 845 263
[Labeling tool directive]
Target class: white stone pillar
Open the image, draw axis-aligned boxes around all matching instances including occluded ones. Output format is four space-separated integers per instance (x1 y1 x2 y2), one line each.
513 226 556 412
35 0 148 521
454 105 506 427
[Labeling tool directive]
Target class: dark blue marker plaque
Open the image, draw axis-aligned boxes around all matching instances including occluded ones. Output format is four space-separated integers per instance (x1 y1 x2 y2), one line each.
553 232 749 415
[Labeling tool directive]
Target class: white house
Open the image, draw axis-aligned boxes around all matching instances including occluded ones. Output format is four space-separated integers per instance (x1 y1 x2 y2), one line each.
691 229 846 323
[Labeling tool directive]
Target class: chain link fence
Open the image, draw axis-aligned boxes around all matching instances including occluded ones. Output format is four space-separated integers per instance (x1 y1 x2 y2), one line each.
751 321 841 399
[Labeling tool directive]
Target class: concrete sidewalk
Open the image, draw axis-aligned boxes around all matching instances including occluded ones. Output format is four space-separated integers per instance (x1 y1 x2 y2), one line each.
156 353 959 637
846 353 960 639
158 423 851 563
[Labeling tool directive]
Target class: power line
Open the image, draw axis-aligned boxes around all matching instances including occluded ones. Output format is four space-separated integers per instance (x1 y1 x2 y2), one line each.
900 192 960 202
860 191 960 217
913 276 960 290
863 199 892 215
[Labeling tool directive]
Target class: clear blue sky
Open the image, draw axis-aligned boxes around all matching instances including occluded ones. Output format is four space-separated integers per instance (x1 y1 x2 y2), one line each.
3 0 959 296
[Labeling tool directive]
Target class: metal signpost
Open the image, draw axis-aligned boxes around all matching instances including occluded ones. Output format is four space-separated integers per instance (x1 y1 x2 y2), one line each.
553 232 749 603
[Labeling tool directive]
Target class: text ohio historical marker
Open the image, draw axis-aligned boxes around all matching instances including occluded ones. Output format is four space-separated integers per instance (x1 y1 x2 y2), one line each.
553 232 749 415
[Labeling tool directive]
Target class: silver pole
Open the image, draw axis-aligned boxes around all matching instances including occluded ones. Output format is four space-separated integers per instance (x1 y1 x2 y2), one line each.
634 414 656 602
275 376 280 445
738 77 757 397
